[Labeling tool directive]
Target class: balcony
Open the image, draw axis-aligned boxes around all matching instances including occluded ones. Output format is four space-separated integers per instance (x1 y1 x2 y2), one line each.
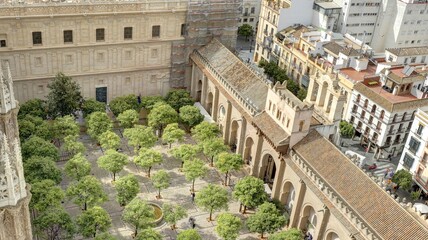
414 174 428 193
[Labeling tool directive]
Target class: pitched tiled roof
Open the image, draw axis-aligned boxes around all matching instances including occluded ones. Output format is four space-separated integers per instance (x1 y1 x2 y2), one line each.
386 47 428 57
252 111 289 146
323 42 343 56
196 39 268 111
293 130 428 240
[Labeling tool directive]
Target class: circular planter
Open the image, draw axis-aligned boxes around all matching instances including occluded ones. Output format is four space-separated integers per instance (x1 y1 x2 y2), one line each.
148 202 163 225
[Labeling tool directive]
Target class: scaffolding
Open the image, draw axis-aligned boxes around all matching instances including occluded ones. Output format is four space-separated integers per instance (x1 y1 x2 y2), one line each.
169 0 242 88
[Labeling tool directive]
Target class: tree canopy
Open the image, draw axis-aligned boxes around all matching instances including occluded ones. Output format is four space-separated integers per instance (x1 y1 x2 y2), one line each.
195 184 229 221
81 99 106 117
21 136 59 161
46 72 83 118
134 148 163 178
268 228 303 240
246 202 286 238
52 115 80 141
215 213 242 240
135 228 162 240
191 121 220 143
33 206 75 240
148 102 178 136
339 121 355 138
233 176 267 213
97 149 128 181
24 156 62 184
94 233 117 240
170 144 199 168
165 90 194 112
162 123 185 148
30 179 65 213
182 158 208 193
215 152 243 186
66 175 108 211
202 137 228 166
124 125 157 152
238 24 254 39
64 153 91 181
87 111 113 140
140 96 165 111
115 174 140 206
63 135 86 155
392 169 413 191
109 94 141 116
18 98 47 120
152 170 170 199
162 203 188 230
77 206 112 238
122 198 155 236
179 105 204 131
117 109 139 128
177 229 202 240
18 114 52 141
99 130 121 150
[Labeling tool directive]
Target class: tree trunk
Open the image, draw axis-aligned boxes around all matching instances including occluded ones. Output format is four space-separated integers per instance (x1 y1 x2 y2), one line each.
169 143 172 149
181 161 184 169
148 167 151 178
260 232 264 239
224 171 228 186
134 227 138 238
113 172 116 181
192 179 195 193
84 201 87 211
239 203 242 213
210 156 214 166
158 188 161 199
243 205 247 214
209 209 213 221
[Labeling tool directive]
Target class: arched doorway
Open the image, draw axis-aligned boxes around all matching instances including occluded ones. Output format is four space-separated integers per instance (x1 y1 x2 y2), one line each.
229 121 239 152
326 232 340 240
243 137 254 165
206 92 213 116
196 79 202 102
299 206 317 236
311 82 319 102
281 182 295 215
261 154 276 184
318 82 328 106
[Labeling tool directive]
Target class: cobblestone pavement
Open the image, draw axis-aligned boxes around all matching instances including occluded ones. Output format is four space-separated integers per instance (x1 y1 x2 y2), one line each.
58 127 261 240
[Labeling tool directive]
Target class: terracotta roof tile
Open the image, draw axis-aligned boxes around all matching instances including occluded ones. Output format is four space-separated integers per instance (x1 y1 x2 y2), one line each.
293 130 428 240
252 111 289 146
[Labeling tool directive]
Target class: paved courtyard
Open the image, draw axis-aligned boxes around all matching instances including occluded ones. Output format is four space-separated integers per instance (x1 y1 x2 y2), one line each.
58 124 261 240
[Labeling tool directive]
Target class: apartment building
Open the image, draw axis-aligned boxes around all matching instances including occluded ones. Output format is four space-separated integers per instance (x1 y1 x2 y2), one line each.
240 0 262 29
397 109 428 194
0 0 240 104
385 47 428 65
346 65 428 159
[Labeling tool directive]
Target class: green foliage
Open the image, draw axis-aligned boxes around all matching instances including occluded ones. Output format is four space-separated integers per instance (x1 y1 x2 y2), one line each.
162 203 188 229
18 118 36 142
134 148 163 178
215 152 243 186
215 213 242 240
66 175 108 211
268 228 303 240
177 229 202 240
122 198 155 236
97 149 128 181
99 130 121 150
286 80 300 96
109 94 140 116
191 121 220 143
115 174 140 206
392 169 413 191
18 115 53 141
30 179 65 213
246 202 286 238
117 109 139 128
233 176 267 212
18 98 47 119
411 189 422 201
87 111 113 140
238 24 254 39
124 125 157 152
82 99 105 117
77 206 112 238
34 206 75 240
195 184 229 221
202 137 228 166
170 144 199 168
63 135 86 155
152 170 170 198
46 72 83 118
94 233 117 240
24 156 62 184
64 153 91 181
21 136 59 161
165 89 195 112
135 228 162 240
148 102 178 136
162 123 185 148
53 115 80 140
179 105 204 131
182 159 208 192
141 96 165 110
339 121 355 138
297 88 307 101
258 59 289 84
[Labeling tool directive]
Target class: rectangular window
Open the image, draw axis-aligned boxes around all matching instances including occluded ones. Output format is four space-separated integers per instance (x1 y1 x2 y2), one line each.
403 153 414 169
417 124 424 135
152 25 160 38
63 30 73 43
409 137 420 154
181 24 186 36
251 7 255 14
0 40 6 47
32 31 42 45
96 28 105 41
124 27 133 40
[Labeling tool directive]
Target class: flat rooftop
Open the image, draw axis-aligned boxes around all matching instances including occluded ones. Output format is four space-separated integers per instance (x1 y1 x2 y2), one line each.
339 64 377 83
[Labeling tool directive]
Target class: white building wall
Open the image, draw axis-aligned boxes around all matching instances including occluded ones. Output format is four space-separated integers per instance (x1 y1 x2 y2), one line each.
240 0 262 29
278 0 315 31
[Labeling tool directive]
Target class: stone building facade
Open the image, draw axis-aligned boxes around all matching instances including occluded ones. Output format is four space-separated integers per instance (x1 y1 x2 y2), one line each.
190 39 428 240
0 63 32 240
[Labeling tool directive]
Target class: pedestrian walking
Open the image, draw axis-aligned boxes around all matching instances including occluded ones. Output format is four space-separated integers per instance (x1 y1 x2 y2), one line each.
191 192 195 202
188 217 196 229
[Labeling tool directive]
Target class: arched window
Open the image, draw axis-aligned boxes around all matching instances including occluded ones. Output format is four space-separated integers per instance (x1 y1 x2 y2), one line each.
402 112 407 121
393 114 398 123
364 99 369 108
380 110 385 120
356 94 361 103
371 104 377 114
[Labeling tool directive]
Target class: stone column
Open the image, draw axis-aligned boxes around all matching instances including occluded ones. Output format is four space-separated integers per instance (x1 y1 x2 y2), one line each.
289 179 306 228
315 85 324 107
315 207 330 240
201 75 207 107
272 158 286 199
190 63 196 98
237 117 247 155
250 132 264 176
212 86 220 121
223 101 232 144
306 76 315 103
